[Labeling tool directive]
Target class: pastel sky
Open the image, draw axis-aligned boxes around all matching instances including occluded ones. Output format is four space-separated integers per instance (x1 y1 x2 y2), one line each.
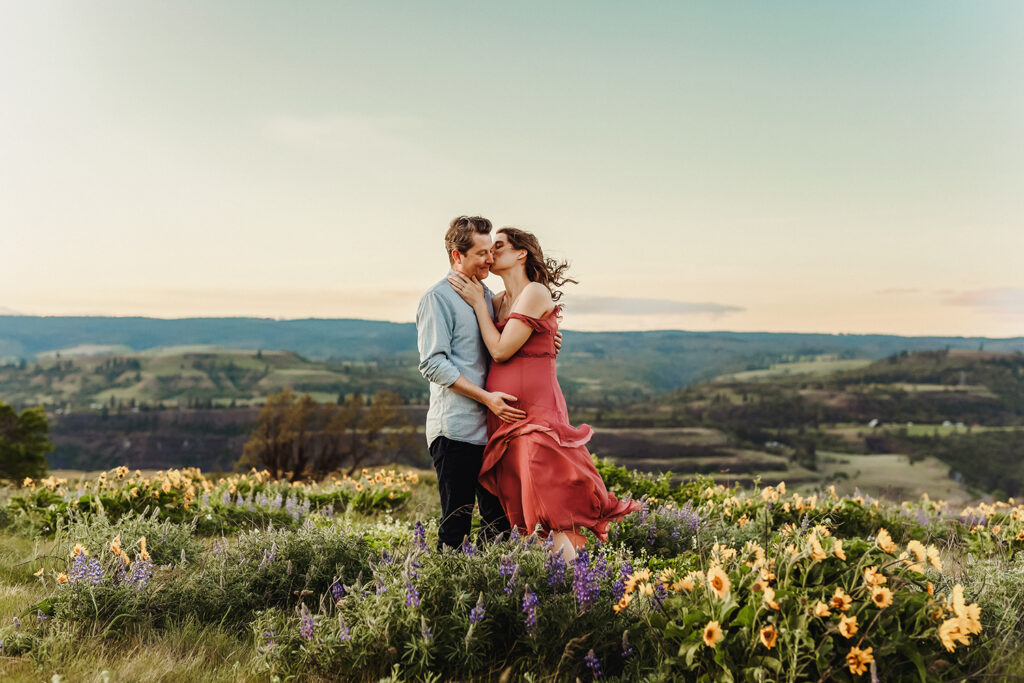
2 1 1022 336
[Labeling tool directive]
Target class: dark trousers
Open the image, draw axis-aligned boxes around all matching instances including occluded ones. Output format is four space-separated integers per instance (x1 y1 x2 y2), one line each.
429 435 510 551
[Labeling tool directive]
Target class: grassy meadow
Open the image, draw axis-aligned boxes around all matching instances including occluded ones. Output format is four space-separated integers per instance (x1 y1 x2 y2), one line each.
2 463 1024 682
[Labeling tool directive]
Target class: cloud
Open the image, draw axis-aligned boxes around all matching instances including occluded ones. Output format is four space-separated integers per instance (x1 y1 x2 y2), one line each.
0 306 23 315
567 296 743 316
944 288 1024 315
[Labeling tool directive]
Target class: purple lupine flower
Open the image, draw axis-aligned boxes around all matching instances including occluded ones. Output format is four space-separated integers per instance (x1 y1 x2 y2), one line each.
798 513 810 536
621 631 634 659
69 553 89 582
408 559 421 580
338 617 352 642
420 616 433 641
375 578 387 594
413 521 427 552
499 555 519 595
330 579 345 602
258 543 277 569
522 586 539 635
128 557 154 589
469 593 485 624
509 526 520 543
12 617 21 630
221 491 232 506
381 548 392 565
572 550 600 611
299 604 315 641
585 649 602 679
593 551 610 579
646 518 657 545
612 561 633 601
235 493 245 508
461 536 475 556
263 630 277 646
86 558 105 585
638 501 650 525
36 610 47 624
652 582 668 610
545 550 567 586
323 503 334 516
405 580 421 607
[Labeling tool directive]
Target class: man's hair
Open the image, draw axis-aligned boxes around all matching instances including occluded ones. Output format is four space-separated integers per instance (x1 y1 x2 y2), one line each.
445 216 492 264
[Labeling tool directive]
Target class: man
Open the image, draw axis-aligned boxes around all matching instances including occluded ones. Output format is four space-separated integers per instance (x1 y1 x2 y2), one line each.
416 216 525 551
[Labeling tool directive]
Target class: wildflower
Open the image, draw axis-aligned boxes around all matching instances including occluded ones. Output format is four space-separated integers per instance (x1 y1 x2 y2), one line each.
461 536 475 556
621 631 635 659
56 573 68 584
926 544 943 571
420 615 433 641
110 535 123 556
838 614 858 639
833 538 847 561
926 582 934 595
337 615 352 642
676 576 696 593
759 624 778 649
871 586 893 609
906 539 926 562
938 618 971 652
707 565 731 600
613 593 633 613
33 568 44 577
863 565 887 587
299 604 315 641
738 514 750 528
72 544 88 557
808 532 827 562
36 610 47 624
413 521 428 552
405 580 421 608
522 586 539 635
469 593 486 624
703 620 724 648
846 645 874 676
762 585 781 610
812 601 831 617
499 555 519 596
876 528 897 554
584 649 602 679
611 562 632 600
830 587 852 612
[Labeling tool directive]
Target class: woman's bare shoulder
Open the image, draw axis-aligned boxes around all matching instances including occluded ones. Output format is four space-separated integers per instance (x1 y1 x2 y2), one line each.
515 282 554 317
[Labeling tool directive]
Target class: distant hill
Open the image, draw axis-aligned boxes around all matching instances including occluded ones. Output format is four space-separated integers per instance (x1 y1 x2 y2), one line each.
3 315 1024 406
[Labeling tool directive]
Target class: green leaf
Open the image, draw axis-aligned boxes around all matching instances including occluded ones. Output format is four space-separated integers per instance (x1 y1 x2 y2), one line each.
898 642 927 683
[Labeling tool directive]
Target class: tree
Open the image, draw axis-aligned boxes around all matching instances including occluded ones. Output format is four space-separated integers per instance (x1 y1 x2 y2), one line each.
239 389 416 480
0 400 53 482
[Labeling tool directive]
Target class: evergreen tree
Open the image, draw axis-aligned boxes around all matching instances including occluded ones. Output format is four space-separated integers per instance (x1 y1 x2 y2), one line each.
0 400 53 481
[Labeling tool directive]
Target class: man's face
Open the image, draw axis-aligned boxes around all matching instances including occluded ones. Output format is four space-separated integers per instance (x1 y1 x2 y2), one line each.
453 233 494 280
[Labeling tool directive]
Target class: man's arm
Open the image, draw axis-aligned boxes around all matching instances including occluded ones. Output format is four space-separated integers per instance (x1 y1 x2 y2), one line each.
416 291 526 423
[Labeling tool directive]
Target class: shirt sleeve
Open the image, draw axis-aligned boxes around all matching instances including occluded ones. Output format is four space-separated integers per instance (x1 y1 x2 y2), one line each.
416 291 461 388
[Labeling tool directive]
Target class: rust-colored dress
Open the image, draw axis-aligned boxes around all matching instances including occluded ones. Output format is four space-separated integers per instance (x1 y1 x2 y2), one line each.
478 306 640 541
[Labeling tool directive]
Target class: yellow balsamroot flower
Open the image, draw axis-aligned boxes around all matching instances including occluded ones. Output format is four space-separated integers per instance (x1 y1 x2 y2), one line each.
876 528 897 554
846 645 874 676
906 539 927 563
808 532 827 562
707 566 731 600
812 524 831 537
762 585 781 610
812 601 832 617
926 545 943 571
638 581 655 597
613 594 633 613
831 587 853 612
759 567 776 583
737 514 750 528
949 585 983 636
751 579 768 593
864 565 887 587
354 483 363 491
23 477 34 488
56 572 69 583
72 543 88 557
778 481 786 495
34 567 44 577
110 535 123 556
833 539 847 561
703 620 724 648
938 618 972 652
838 614 859 639
759 624 778 649
1017 530 1024 541
871 586 894 609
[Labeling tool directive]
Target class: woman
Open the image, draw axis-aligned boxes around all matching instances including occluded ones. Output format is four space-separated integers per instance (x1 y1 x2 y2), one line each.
449 227 639 559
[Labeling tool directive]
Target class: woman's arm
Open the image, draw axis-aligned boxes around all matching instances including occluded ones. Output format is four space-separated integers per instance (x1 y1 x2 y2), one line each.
449 277 553 362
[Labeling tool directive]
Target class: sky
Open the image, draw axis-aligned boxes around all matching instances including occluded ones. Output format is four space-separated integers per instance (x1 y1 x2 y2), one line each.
1 1 1022 336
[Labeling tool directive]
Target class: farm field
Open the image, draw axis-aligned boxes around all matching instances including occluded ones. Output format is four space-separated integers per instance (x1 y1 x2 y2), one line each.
2 464 1023 681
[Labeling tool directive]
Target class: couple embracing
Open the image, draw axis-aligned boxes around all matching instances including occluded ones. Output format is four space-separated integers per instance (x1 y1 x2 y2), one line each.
416 216 638 560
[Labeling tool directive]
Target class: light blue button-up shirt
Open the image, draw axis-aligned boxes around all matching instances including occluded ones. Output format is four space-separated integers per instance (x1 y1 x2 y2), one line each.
416 270 495 446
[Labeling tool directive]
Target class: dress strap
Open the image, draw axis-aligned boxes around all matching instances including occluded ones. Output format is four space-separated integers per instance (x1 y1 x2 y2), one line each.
505 312 550 332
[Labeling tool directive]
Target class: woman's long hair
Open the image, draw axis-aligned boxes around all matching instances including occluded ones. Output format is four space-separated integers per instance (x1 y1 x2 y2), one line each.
499 227 578 302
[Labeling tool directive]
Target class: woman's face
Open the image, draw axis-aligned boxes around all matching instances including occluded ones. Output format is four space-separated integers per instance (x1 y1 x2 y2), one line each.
490 231 525 274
